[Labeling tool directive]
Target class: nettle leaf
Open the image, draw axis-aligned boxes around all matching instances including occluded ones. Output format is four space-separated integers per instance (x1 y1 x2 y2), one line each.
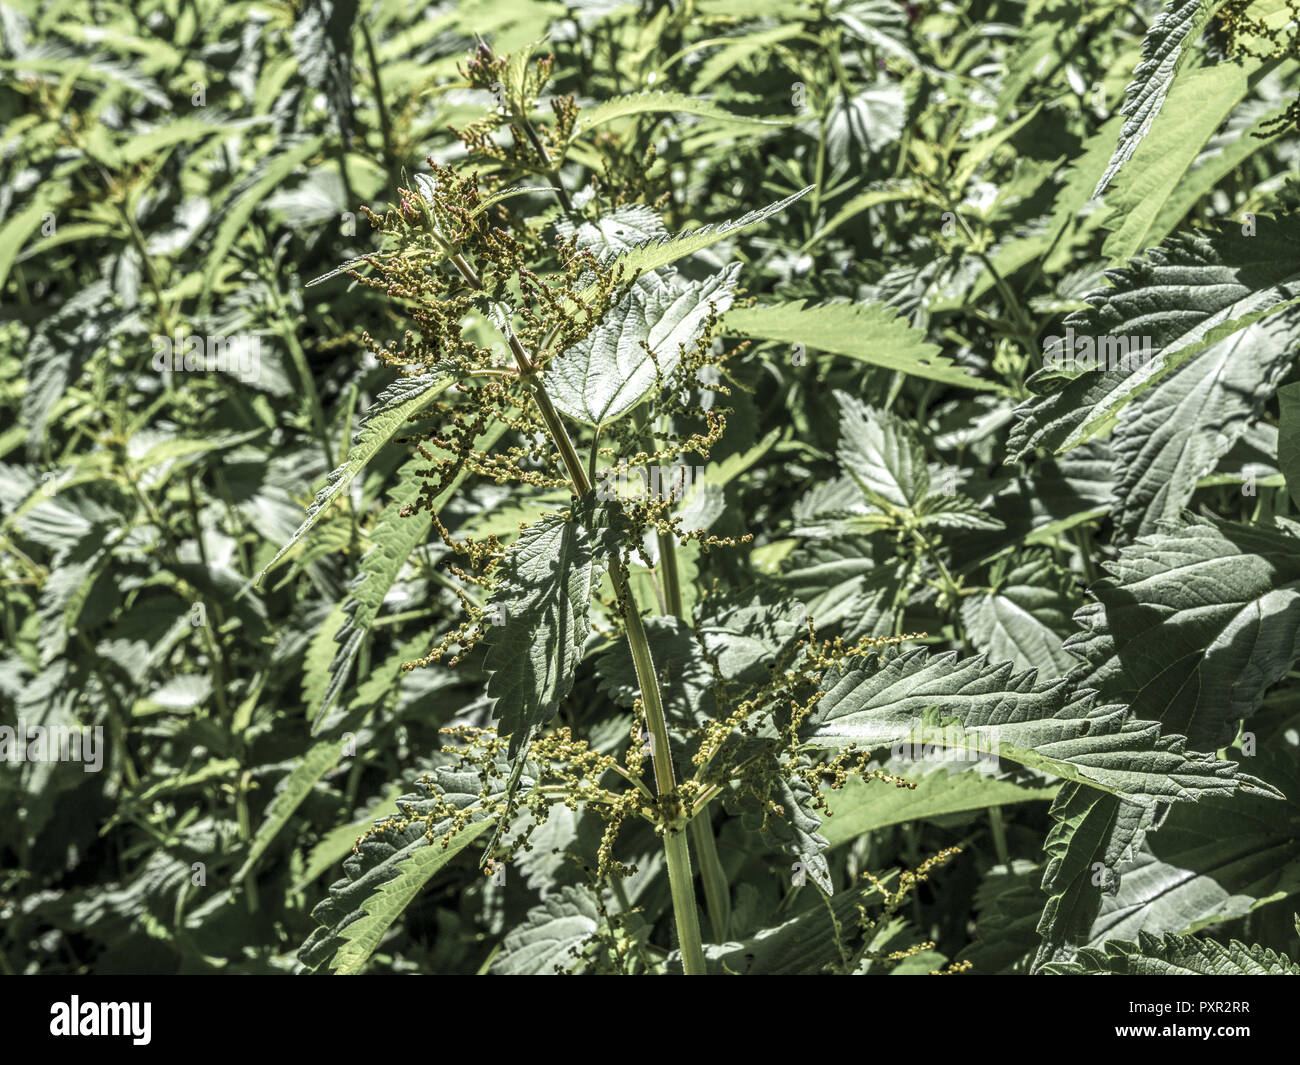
832 392 999 532
742 771 832 894
913 491 1005 532
1280 381 1300 509
22 280 124 453
1148 94 1295 245
290 0 358 139
1033 785 1163 969
836 392 930 511
1085 755 1300 946
199 135 327 311
1032 698 1298 966
299 759 522 974
575 186 812 298
559 202 668 262
484 498 623 758
957 860 1044 975
239 635 426 885
1107 307 1300 537
303 604 347 721
489 885 604 975
823 80 906 168
548 262 740 428
805 648 1278 803
257 373 452 583
0 180 71 293
1008 217 1300 464
37 526 118 666
791 472 886 534
779 535 909 639
668 878 911 974
960 551 1080 677
693 591 806 685
318 420 508 730
1099 62 1251 264
1043 931 1300 975
721 300 994 391
1093 0 1226 196
234 735 346 887
573 91 790 136
1064 516 1300 751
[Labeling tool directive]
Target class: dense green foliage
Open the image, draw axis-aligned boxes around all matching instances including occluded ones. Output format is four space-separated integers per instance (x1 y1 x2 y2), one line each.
3 0 1300 976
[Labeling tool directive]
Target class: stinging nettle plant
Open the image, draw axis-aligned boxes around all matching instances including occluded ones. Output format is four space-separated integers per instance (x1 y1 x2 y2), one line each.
286 45 955 976
275 18 1293 974
14 0 1300 980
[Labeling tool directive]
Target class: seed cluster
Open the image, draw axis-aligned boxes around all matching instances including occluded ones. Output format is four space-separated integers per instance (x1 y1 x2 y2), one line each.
823 844 965 974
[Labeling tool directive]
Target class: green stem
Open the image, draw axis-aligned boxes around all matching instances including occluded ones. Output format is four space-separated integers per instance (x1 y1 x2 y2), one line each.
633 409 730 945
610 561 707 973
952 210 1037 356
513 110 574 213
259 229 339 472
988 806 1011 868
1073 523 1099 587
660 517 729 944
360 17 397 192
689 816 729 943
909 527 961 613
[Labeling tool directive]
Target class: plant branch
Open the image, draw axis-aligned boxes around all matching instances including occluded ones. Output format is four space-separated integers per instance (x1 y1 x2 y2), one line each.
444 248 706 974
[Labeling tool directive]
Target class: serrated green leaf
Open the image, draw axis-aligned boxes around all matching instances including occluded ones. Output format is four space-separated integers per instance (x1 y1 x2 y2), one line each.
575 186 813 300
824 80 906 169
234 736 345 885
199 135 325 311
1093 0 1227 196
574 91 790 136
1045 931 1300 974
746 773 832 894
1108 307 1300 536
1100 61 1250 263
722 301 995 391
548 263 739 428
1088 766 1300 946
1009 217 1300 462
960 552 1079 677
318 419 508 728
1064 516 1300 750
300 759 521 973
806 648 1279 803
835 391 930 511
324 818 492 975
484 499 622 757
489 885 603 974
257 374 452 584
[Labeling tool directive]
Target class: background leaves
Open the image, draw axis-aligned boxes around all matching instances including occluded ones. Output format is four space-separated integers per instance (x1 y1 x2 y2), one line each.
4 0 1300 977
